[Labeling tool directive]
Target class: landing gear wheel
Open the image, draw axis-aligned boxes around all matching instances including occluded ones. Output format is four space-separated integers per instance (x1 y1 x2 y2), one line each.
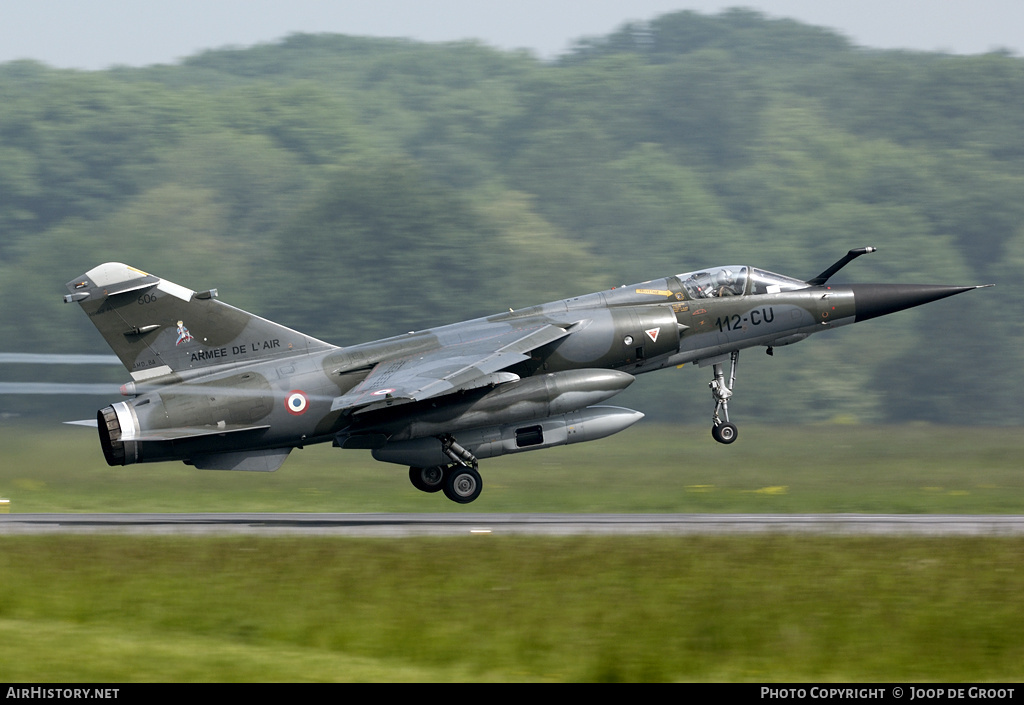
708 351 740 444
443 466 483 504
409 465 446 493
712 422 738 444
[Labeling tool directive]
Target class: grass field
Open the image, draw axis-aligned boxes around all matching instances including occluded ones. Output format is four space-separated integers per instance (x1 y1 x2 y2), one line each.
1 534 1023 682
1 423 1022 513
1 423 1022 682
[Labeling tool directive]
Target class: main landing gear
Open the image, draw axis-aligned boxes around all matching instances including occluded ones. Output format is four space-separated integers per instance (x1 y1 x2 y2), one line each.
709 351 739 445
408 434 483 504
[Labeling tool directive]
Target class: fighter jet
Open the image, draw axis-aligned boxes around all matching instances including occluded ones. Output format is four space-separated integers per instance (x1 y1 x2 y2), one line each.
63 248 986 503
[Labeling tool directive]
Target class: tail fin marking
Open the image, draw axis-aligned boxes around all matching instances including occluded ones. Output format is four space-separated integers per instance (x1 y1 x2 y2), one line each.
65 263 334 378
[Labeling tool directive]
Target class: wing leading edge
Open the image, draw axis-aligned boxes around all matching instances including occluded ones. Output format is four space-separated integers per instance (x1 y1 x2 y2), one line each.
330 323 571 414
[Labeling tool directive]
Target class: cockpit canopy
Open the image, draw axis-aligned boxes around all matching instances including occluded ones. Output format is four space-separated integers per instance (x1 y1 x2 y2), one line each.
677 266 807 299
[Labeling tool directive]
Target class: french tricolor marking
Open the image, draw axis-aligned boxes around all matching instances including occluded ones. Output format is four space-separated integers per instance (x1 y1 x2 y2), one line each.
370 388 395 397
285 390 309 415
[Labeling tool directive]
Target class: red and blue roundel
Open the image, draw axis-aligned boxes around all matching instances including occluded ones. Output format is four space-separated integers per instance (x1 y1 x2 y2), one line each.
285 390 309 415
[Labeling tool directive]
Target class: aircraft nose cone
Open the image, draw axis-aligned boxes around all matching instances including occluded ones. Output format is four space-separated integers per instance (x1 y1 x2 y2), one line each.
850 284 987 322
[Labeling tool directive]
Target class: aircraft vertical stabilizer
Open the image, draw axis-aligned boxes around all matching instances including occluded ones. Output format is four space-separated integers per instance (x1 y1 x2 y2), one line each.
64 263 334 381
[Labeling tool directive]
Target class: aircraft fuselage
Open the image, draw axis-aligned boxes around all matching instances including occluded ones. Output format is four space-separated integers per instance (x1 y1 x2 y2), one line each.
70 253 984 500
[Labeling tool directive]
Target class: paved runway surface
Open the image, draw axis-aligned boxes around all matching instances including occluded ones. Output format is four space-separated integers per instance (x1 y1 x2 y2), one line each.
3 513 1024 536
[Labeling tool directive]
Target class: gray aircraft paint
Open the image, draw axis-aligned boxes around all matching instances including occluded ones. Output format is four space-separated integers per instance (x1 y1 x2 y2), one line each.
66 251 987 502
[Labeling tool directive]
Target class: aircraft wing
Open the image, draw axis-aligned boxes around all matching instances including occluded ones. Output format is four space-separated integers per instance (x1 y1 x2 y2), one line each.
330 322 571 414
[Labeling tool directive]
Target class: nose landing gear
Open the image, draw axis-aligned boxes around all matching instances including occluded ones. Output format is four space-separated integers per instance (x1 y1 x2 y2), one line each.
709 351 739 444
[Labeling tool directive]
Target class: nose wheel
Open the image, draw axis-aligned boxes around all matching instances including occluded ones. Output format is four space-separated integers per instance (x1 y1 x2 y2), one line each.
709 351 739 444
711 421 738 444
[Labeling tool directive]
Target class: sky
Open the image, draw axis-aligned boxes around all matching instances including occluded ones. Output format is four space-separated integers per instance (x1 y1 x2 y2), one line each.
2 0 1023 71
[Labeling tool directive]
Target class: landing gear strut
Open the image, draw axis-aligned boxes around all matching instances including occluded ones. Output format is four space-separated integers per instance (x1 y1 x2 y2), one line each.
440 434 483 503
407 435 484 503
709 351 739 444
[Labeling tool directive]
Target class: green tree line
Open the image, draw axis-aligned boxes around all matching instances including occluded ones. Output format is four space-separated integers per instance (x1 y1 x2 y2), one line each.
1 8 1020 424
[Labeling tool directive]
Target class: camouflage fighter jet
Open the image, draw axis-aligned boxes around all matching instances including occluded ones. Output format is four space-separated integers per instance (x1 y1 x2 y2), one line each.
64 248 986 503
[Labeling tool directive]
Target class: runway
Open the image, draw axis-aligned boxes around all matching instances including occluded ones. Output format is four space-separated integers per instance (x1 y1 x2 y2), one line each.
3 513 1024 536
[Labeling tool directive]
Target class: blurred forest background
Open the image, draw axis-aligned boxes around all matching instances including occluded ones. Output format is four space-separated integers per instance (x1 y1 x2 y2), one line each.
0 8 1021 425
